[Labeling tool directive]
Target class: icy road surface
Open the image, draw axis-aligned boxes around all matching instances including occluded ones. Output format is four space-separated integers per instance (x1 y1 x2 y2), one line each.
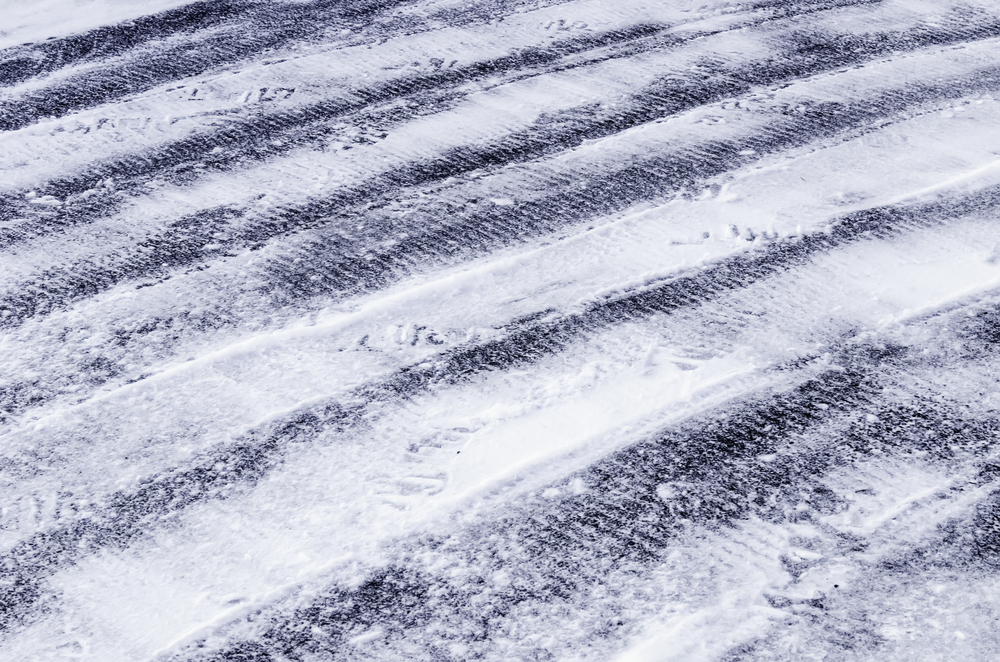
3 0 1000 659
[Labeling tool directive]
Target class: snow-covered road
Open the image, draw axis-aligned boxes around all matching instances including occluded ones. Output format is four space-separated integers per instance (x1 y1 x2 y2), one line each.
3 0 1000 659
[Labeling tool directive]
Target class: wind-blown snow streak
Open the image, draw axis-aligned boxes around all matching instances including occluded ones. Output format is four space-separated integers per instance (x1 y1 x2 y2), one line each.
3 0 1000 659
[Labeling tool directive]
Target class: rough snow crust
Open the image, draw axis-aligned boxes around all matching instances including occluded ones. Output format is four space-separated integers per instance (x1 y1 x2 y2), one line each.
2 0 1000 659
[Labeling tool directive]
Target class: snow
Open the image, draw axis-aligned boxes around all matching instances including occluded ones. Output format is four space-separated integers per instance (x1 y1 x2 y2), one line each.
5 0 1000 659
0 0 196 50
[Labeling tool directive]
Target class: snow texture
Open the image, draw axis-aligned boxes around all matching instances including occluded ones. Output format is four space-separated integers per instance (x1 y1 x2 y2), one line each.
2 0 1000 659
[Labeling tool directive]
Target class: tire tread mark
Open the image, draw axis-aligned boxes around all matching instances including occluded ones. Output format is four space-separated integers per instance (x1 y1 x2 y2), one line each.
0 187 986 631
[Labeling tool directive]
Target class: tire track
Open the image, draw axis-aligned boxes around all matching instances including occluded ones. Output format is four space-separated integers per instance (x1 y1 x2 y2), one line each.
0 187 991 632
2 30 992 427
2 59 996 332
0 0 408 132
0 0 253 88
1 0 989 248
3 2 1000 657
181 339 1000 661
0 21 671 246
0 0 605 132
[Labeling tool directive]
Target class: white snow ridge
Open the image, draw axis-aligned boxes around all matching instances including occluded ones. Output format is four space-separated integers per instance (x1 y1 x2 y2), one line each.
4 0 1000 659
